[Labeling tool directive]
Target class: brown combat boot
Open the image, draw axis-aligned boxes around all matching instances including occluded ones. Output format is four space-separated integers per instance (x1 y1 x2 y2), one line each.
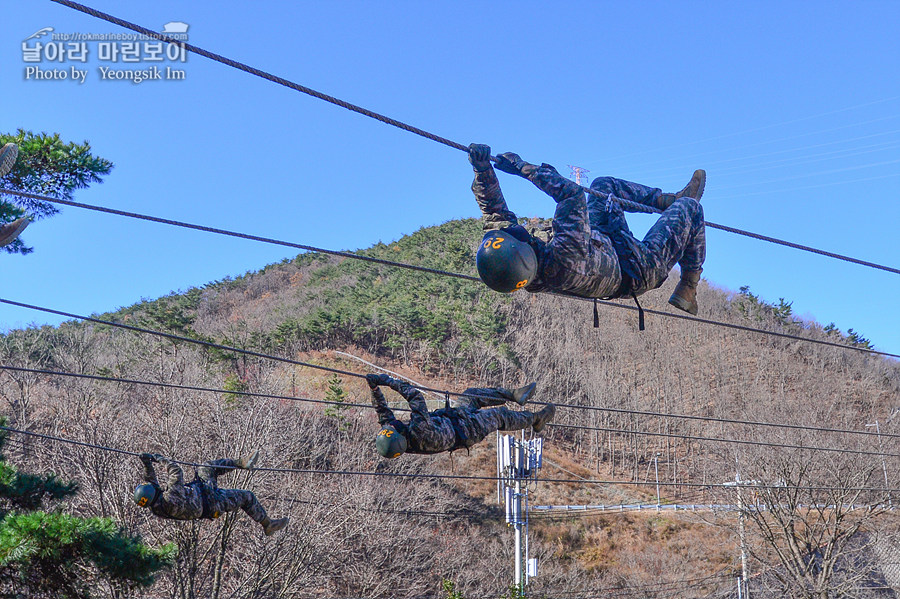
237 450 260 469
0 143 18 178
511 382 537 405
531 404 556 433
656 169 706 210
0 218 30 248
668 269 702 315
262 516 290 536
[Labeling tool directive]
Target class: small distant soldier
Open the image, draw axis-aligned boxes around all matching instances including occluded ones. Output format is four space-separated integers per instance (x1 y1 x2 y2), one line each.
468 143 706 314
367 374 555 459
0 143 30 247
133 451 289 536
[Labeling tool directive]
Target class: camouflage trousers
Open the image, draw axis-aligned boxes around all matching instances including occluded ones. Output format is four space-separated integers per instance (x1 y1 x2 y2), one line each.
197 459 268 524
589 177 706 294
450 388 535 447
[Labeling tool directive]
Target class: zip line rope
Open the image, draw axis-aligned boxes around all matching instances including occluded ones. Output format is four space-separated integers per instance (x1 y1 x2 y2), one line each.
547 422 900 459
6 364 900 443
2 424 895 494
0 190 475 283
46 0 900 277
0 364 395 412
1 190 897 361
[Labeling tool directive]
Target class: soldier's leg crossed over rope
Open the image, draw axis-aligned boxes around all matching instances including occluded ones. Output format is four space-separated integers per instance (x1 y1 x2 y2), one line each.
197 459 241 488
589 177 663 216
469 407 534 441
211 488 269 523
641 197 706 287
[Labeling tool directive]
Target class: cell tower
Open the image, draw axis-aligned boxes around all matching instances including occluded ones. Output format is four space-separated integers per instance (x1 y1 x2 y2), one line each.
568 165 590 187
497 433 544 595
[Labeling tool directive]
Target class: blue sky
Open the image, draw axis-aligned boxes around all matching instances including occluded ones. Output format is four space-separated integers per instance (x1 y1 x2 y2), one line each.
3 1 900 357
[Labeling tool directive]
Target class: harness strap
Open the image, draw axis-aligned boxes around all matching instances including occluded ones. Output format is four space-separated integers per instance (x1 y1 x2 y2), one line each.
632 293 645 331
191 478 221 520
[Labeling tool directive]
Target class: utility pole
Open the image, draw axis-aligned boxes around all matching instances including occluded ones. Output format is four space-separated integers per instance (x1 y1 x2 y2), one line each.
725 471 751 599
499 434 543 595
568 165 590 187
866 419 893 508
654 452 661 510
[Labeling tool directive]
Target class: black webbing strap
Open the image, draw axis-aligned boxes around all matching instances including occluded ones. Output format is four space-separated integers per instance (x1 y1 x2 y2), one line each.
632 294 645 331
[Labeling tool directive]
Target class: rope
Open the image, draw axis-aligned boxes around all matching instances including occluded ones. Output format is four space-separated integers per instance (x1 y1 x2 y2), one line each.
0 364 398 412
548 422 900 459
3 294 898 420
46 0 900 276
3 425 896 493
7 364 899 455
0 190 476 283
9 365 900 446
1 191 896 361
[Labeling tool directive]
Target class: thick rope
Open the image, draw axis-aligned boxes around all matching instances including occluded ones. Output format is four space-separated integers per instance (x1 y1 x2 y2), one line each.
0 190 477 283
7 364 898 441
47 0 900 276
549 422 900 459
3 425 894 493
1 190 896 360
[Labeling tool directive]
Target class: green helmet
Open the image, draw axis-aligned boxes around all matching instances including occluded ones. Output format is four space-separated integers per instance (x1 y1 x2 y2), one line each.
476 230 538 293
133 483 160 508
375 425 408 459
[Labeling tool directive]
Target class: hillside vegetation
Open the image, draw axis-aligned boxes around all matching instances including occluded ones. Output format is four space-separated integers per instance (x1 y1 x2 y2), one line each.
1 217 898 598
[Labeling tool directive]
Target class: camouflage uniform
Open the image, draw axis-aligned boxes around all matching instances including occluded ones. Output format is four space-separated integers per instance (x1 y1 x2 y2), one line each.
371 377 536 454
142 456 269 524
473 164 705 298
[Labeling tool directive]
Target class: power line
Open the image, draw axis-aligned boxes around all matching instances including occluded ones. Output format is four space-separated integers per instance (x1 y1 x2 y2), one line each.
45 0 900 277
4 424 897 493
1 193 897 362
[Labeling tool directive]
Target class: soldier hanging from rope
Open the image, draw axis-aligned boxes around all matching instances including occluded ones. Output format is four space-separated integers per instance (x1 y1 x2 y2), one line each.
133 451 290 536
0 143 31 248
367 374 555 459
467 144 706 314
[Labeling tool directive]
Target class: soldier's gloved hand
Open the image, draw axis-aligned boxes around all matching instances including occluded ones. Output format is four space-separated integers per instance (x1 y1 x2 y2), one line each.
139 452 156 465
151 453 166 463
494 152 536 178
468 143 492 172
366 373 393 388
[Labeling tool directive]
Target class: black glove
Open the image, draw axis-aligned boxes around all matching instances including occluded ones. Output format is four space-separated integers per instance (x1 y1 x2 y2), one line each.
366 373 393 389
468 143 492 172
139 452 157 465
493 152 535 177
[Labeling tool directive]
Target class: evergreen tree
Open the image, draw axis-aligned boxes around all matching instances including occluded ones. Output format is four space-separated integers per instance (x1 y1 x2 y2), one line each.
323 374 350 428
0 129 113 255
0 423 173 597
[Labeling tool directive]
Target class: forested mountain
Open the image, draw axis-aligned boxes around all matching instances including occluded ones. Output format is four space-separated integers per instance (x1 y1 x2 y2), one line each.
1 217 898 598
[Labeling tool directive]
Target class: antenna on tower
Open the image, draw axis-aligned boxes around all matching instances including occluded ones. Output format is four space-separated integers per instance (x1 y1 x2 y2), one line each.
568 165 590 187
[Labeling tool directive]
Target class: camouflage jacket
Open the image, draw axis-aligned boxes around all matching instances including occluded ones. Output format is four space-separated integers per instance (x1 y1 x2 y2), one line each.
472 165 624 299
143 457 205 520
371 379 486 453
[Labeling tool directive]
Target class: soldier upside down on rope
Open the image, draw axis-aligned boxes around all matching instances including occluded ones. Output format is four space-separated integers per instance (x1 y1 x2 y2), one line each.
133 451 289 536
368 374 555 458
467 144 707 314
